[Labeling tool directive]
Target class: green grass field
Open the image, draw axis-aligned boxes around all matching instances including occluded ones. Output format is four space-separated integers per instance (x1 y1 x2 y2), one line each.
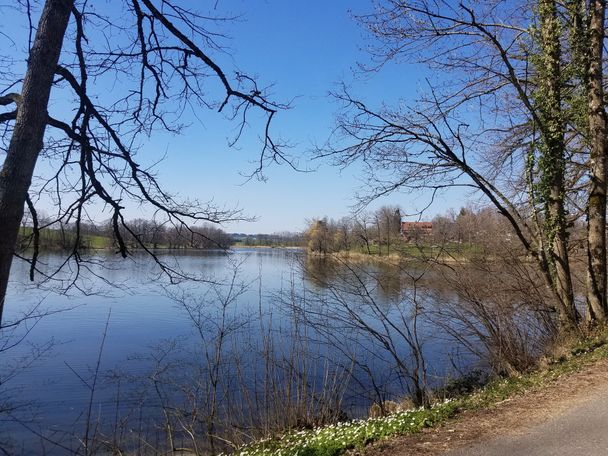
18 226 112 250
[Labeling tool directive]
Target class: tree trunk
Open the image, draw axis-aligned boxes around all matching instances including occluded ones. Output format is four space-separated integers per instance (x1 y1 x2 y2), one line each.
585 0 608 323
0 0 73 326
551 229 577 328
538 0 578 330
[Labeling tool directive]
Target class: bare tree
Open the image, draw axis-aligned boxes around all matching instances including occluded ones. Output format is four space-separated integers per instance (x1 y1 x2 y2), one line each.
0 0 288 325
353 212 374 254
582 0 608 322
293 256 431 407
374 205 401 256
318 0 608 330
429 221 557 375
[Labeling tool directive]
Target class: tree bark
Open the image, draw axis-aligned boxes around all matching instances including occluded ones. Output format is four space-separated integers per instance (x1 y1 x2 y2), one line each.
538 0 578 329
0 0 73 326
585 0 608 323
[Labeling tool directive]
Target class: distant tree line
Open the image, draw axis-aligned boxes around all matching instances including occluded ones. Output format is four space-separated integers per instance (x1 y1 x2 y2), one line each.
431 206 518 246
305 205 525 255
114 218 232 250
18 214 232 251
234 232 304 247
305 205 402 255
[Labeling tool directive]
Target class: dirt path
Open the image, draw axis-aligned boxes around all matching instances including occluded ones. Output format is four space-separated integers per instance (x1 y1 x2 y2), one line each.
361 359 608 456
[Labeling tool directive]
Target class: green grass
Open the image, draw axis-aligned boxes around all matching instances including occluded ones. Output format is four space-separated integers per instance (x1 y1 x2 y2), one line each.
225 401 462 456
346 242 483 260
86 234 111 249
18 226 112 250
225 333 608 456
464 333 608 410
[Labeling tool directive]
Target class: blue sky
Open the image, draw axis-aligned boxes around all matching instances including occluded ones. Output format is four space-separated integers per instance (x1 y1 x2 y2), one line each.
155 0 470 233
2 1 471 234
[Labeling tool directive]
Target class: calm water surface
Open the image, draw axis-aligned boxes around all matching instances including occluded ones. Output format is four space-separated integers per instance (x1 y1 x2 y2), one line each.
1 248 473 451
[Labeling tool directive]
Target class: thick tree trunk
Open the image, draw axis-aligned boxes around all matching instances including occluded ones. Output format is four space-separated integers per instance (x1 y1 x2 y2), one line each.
552 228 577 328
0 0 73 326
539 0 578 330
585 0 608 323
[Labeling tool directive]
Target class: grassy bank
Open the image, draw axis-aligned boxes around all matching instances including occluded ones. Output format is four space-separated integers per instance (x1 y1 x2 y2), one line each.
225 332 608 456
313 243 486 265
18 226 112 250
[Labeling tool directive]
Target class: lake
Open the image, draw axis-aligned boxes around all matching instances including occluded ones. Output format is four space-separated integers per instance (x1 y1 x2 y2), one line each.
1 248 479 454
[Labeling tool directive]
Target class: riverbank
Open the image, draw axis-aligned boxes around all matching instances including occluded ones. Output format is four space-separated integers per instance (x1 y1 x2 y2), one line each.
225 332 608 456
365 340 608 456
232 244 304 250
310 249 480 265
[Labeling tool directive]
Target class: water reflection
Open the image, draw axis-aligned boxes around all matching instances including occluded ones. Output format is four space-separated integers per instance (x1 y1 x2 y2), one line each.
303 256 405 299
302 255 442 302
2 248 483 454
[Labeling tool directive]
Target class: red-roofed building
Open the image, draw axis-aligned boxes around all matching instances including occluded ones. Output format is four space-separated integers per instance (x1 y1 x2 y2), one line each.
401 222 433 241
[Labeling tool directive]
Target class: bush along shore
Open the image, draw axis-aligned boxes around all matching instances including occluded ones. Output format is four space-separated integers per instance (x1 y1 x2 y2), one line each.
223 332 608 456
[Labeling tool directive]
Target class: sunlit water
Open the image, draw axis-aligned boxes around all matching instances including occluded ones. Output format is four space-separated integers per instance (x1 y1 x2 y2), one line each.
1 248 476 453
